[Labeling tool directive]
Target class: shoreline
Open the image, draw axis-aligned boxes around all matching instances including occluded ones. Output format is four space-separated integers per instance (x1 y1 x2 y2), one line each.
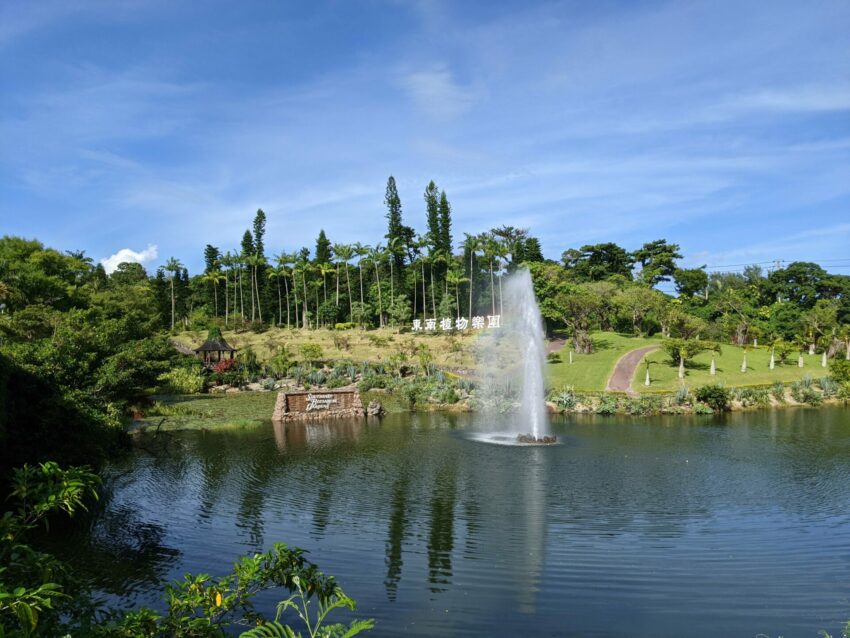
128 388 848 433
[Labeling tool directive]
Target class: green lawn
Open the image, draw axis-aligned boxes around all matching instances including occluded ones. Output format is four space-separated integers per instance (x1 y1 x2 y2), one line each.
133 392 279 431
631 345 828 392
546 332 662 391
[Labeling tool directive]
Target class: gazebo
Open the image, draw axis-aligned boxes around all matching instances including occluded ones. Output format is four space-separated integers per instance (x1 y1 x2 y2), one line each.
194 328 238 367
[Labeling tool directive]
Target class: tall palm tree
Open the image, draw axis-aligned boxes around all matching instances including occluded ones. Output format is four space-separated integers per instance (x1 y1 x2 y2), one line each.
367 243 385 328
446 266 469 320
319 262 335 306
415 235 429 321
202 269 224 318
294 253 311 329
481 233 498 315
353 243 369 306
164 257 183 330
333 243 354 321
220 251 236 326
332 242 348 308
267 264 286 326
275 252 295 328
462 233 479 319
386 236 404 309
494 239 508 317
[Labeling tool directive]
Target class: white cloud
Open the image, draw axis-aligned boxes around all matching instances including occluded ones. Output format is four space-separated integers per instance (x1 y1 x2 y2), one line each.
100 244 158 274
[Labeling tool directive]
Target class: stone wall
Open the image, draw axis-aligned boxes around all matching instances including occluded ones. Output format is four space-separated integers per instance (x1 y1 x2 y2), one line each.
272 390 365 421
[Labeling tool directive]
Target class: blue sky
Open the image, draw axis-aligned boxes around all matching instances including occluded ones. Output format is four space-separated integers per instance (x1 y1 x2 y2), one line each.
1 0 849 279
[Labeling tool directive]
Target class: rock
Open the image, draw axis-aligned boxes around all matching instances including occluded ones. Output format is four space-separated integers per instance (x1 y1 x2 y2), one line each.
246 382 263 392
225 387 241 394
545 401 560 413
367 401 385 417
209 385 228 394
516 434 558 445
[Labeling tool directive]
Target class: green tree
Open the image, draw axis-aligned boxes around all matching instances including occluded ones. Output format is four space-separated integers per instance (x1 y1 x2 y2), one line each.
424 181 440 253
384 176 408 277
632 239 682 286
315 229 333 265
437 190 452 256
164 257 183 330
674 267 709 298
563 243 634 282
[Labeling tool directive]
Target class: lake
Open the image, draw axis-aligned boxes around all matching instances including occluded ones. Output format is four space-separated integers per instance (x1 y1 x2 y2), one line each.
54 408 850 637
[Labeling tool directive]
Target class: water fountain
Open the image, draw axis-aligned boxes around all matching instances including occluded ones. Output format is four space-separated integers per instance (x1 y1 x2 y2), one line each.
474 268 556 445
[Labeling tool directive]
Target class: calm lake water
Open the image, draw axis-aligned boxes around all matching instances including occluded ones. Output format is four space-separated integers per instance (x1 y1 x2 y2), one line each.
54 408 850 637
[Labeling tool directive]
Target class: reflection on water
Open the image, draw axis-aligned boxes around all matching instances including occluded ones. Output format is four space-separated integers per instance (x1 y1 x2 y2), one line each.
50 408 850 637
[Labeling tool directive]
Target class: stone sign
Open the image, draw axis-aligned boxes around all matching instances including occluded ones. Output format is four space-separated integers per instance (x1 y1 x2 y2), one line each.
272 390 365 422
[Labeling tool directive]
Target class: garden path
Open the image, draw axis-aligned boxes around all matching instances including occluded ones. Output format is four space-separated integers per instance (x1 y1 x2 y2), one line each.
606 345 660 395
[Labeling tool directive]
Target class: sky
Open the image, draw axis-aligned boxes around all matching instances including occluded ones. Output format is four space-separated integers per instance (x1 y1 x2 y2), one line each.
1 0 849 282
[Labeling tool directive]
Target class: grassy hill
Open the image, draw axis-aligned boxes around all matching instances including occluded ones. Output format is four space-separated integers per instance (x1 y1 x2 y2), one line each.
175 326 478 368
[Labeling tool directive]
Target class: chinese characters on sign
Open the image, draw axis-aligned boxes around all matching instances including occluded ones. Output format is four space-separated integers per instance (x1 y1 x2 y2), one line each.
412 315 501 332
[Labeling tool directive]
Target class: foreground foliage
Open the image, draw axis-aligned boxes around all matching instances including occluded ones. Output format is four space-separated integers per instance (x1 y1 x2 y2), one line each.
0 462 373 637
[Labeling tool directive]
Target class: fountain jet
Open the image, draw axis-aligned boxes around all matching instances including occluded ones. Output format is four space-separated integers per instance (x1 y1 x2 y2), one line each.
474 268 555 445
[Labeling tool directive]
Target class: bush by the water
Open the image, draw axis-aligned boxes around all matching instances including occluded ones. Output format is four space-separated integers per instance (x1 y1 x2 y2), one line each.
157 366 205 394
694 384 731 412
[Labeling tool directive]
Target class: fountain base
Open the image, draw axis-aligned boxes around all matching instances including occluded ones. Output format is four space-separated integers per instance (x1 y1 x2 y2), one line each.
516 434 558 445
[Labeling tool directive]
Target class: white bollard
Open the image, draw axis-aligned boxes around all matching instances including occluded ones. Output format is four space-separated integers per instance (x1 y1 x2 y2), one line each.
822 351 827 368
769 351 775 370
798 353 804 368
678 357 685 379
741 354 747 373
645 367 651 386
569 350 573 364
710 358 716 376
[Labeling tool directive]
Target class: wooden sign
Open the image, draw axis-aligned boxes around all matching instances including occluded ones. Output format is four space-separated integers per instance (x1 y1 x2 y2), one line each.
272 390 365 421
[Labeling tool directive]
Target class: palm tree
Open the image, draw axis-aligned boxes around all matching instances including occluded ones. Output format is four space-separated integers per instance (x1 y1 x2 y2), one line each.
267 264 287 326
294 253 311 329
220 251 236 326
275 252 295 328
333 244 354 321
319 262 335 307
386 236 404 309
164 257 183 330
446 266 469 320
494 239 508 317
462 233 479 319
415 235 429 321
353 243 369 306
367 243 385 328
202 269 224 318
481 233 499 315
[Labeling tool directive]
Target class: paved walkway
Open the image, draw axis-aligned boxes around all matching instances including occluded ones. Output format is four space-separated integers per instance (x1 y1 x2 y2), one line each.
605 345 660 395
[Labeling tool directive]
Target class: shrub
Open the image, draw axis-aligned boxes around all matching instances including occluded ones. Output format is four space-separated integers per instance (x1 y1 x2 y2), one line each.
733 386 771 408
300 343 324 366
553 386 577 411
828 359 850 384
213 358 237 374
333 334 351 351
693 401 714 415
625 395 662 416
157 367 205 394
674 384 690 405
547 352 562 364
595 394 618 415
791 376 822 405
771 381 786 403
817 377 839 398
694 384 731 412
358 374 391 392
334 322 356 330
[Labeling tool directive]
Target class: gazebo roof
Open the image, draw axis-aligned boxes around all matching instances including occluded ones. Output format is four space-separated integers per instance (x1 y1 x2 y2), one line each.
194 338 238 353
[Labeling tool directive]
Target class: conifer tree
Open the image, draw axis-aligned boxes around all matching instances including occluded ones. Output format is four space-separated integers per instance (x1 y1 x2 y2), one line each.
315 230 333 264
438 190 452 255
424 181 440 253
